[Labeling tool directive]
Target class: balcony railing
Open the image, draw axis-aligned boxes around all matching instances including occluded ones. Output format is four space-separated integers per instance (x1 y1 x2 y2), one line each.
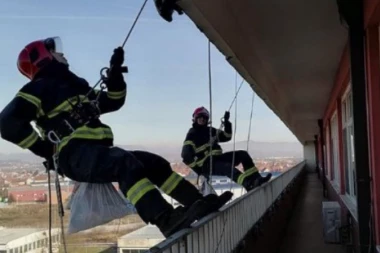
147 161 306 253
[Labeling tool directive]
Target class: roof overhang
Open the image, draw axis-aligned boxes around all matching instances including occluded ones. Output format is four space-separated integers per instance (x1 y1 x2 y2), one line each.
176 0 348 144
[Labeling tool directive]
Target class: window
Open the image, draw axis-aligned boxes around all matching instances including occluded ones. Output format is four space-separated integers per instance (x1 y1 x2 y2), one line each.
324 125 331 178
342 87 356 202
330 112 340 187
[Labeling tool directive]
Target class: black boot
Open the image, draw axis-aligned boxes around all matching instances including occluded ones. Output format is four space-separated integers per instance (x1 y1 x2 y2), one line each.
167 178 233 219
153 199 206 237
243 173 272 192
167 178 204 206
195 191 234 219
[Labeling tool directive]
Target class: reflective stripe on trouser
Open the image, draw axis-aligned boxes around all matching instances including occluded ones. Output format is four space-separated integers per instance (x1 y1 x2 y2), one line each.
127 178 156 205
128 151 204 207
161 172 203 207
160 172 183 195
126 178 173 224
237 167 258 185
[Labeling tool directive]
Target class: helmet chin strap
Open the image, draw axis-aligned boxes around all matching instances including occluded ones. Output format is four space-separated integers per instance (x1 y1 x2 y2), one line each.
51 52 69 66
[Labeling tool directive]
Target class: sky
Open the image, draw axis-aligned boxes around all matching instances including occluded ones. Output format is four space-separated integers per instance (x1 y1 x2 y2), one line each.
0 0 298 154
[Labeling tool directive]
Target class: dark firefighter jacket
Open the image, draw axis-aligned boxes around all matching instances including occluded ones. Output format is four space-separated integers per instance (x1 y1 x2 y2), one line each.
0 62 126 159
181 121 232 172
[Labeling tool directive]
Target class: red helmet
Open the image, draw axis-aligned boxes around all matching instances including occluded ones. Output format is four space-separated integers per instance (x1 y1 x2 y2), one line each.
192 106 210 121
17 37 63 80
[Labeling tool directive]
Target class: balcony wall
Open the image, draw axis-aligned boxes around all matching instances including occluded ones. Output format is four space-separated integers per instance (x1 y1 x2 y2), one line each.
146 161 306 253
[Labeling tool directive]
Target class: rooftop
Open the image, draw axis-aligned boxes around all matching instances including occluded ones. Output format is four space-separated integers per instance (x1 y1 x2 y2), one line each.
0 228 43 244
118 225 165 248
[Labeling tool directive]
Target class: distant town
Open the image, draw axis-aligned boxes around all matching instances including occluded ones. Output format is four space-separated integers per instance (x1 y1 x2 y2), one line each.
0 155 302 205
0 144 302 252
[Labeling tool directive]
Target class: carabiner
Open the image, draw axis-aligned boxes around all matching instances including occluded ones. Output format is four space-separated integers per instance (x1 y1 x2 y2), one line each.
100 67 109 81
47 131 61 145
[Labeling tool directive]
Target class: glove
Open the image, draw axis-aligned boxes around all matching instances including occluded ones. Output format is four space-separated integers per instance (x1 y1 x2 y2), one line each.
224 111 230 122
107 47 128 80
110 47 124 68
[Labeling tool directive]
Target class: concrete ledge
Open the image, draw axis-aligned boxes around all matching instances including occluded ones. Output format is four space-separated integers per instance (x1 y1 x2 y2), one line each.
238 167 306 253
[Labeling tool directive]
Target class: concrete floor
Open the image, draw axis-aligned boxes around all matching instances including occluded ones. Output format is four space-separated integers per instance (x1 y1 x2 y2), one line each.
278 172 346 253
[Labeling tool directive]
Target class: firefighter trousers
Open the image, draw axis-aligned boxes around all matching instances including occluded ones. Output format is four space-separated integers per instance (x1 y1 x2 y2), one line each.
201 150 259 186
58 141 204 224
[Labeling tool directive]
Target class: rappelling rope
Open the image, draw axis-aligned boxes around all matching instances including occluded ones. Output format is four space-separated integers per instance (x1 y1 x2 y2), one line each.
204 43 255 253
47 170 53 253
247 92 255 152
227 79 245 113
240 91 256 197
82 0 149 103
229 71 238 192
204 42 244 193
213 71 241 253
46 1 149 252
207 40 214 186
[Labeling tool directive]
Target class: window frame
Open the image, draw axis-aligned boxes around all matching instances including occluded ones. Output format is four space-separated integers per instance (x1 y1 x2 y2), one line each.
330 111 340 188
341 85 357 204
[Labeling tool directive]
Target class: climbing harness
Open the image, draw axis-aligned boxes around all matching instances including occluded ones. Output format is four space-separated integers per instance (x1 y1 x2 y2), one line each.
44 1 149 252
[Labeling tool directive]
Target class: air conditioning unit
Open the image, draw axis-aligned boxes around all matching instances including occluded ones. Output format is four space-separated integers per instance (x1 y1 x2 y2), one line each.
322 201 342 243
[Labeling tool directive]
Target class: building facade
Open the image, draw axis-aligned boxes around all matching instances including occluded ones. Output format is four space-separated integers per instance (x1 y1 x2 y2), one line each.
316 1 380 251
0 228 61 253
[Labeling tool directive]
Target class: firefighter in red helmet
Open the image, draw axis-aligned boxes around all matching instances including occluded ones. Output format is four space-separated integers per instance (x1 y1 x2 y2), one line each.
0 37 232 237
181 106 272 192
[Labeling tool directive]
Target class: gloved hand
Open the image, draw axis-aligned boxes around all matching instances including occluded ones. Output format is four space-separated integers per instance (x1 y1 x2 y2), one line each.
224 111 230 122
110 47 124 68
107 47 128 80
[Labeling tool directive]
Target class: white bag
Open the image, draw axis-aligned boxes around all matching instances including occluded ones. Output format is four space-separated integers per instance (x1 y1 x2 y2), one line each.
198 175 217 196
67 182 137 234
